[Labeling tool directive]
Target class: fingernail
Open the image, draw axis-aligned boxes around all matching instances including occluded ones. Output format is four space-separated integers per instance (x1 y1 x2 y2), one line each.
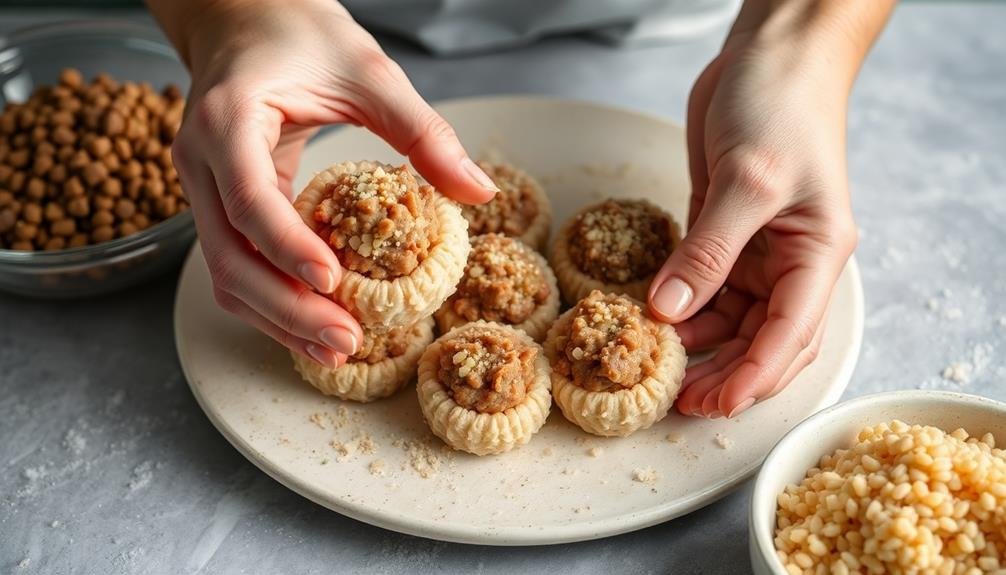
461 158 499 192
299 262 335 293
708 410 723 419
306 343 338 368
319 326 357 355
728 397 757 418
652 277 693 320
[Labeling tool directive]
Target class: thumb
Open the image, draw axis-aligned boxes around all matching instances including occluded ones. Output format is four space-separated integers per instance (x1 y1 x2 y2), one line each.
648 164 776 323
352 53 498 204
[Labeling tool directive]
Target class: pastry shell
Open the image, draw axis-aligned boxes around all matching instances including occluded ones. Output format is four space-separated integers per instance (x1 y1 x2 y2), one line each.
292 316 435 402
544 300 686 437
549 199 681 304
433 239 560 342
294 160 470 329
417 321 552 455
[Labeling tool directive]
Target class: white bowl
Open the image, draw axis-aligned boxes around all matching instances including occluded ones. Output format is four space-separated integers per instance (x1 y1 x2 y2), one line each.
749 390 1006 575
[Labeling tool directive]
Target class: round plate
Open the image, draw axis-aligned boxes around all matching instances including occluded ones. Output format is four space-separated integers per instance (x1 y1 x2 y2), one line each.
174 96 864 545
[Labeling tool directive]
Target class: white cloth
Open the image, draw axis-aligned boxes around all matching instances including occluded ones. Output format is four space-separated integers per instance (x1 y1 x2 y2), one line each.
343 0 741 55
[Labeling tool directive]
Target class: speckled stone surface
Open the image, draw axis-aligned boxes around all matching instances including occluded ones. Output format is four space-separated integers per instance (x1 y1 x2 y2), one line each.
2 4 1004 574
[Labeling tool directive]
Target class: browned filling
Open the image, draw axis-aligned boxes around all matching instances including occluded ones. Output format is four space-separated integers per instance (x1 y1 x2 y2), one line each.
437 325 537 413
450 234 549 325
350 324 414 364
460 161 540 238
553 291 658 392
314 164 436 279
567 199 672 284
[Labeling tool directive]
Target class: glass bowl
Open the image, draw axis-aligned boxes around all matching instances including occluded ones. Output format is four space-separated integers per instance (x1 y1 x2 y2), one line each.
0 20 194 298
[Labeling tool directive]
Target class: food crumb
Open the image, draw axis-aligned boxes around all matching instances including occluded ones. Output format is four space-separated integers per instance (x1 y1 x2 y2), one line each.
320 458 330 465
714 433 733 449
308 412 328 429
573 505 591 514
575 437 591 446
393 438 442 479
998 316 1006 328
665 433 685 444
18 558 30 569
541 447 554 457
368 459 386 477
587 446 604 458
942 362 973 384
561 467 578 476
50 520 60 528
632 467 658 486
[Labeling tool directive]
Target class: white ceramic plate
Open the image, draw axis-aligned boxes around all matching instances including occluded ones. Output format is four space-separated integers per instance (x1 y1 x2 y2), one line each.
174 96 864 545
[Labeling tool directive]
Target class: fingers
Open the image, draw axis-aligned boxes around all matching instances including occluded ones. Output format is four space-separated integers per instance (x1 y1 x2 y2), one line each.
175 155 362 360
184 91 343 295
350 51 498 204
715 263 838 417
685 55 727 229
672 289 754 352
648 152 782 324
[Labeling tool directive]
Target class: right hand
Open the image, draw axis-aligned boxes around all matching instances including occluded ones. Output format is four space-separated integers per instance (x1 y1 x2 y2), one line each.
165 0 499 368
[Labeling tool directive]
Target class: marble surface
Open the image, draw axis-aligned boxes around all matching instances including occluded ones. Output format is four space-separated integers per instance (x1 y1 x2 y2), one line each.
2 4 1004 574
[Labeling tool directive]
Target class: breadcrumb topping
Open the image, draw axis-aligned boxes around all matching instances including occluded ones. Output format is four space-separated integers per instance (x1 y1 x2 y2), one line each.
437 325 537 413
450 234 549 324
461 161 540 238
567 199 672 283
554 290 658 392
314 164 435 279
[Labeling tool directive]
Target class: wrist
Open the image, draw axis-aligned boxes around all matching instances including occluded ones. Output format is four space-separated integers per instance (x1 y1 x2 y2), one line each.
726 0 895 92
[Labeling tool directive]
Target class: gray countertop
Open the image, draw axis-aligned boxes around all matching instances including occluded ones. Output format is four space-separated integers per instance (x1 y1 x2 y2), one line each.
2 3 1005 574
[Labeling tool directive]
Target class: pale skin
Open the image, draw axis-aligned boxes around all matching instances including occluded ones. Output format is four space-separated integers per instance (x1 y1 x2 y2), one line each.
148 0 895 418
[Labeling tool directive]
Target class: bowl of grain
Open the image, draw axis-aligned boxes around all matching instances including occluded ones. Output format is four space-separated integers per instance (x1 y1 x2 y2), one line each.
0 20 193 297
749 390 1006 575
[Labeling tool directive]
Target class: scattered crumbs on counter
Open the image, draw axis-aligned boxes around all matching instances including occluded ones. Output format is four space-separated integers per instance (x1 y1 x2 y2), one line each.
127 461 154 492
632 467 658 486
561 468 578 476
50 520 60 528
320 458 330 465
573 505 591 514
574 436 591 446
587 446 604 458
714 433 734 450
665 433 685 444
278 436 290 445
17 558 30 569
308 412 328 429
942 362 973 384
368 460 386 477
63 427 87 455
541 447 554 457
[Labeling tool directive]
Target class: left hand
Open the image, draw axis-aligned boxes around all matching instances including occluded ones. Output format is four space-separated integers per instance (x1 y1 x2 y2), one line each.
647 20 859 418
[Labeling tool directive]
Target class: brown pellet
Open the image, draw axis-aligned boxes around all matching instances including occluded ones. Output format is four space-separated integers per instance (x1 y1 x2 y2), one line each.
0 68 184 251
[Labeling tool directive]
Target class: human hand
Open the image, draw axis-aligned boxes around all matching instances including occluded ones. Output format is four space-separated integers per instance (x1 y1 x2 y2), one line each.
152 0 498 368
646 8 872 418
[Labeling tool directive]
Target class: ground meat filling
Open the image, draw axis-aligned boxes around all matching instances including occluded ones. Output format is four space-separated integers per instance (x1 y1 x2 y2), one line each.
460 161 539 237
450 234 549 324
437 326 537 413
314 164 436 279
554 291 658 392
350 324 413 364
567 199 672 284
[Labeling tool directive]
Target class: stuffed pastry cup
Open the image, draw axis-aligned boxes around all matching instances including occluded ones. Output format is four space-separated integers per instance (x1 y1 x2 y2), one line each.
292 316 435 402
417 321 551 456
294 160 469 329
434 233 559 342
460 161 552 252
550 198 681 304
544 290 686 437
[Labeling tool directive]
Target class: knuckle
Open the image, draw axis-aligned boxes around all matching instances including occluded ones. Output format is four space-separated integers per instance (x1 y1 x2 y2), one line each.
205 247 241 294
677 233 734 286
806 340 821 362
356 48 404 86
406 112 457 156
220 178 259 232
278 286 313 334
772 313 817 352
719 147 788 206
212 286 241 314
261 220 302 261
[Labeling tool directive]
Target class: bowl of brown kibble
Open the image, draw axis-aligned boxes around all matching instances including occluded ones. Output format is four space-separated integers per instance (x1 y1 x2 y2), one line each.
0 20 193 297
750 390 1006 575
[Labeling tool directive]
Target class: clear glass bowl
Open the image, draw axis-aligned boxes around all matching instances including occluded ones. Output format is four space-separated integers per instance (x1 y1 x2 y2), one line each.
0 20 194 298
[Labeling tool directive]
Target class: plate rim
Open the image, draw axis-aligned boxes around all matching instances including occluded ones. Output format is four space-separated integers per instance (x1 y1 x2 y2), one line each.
174 95 865 545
